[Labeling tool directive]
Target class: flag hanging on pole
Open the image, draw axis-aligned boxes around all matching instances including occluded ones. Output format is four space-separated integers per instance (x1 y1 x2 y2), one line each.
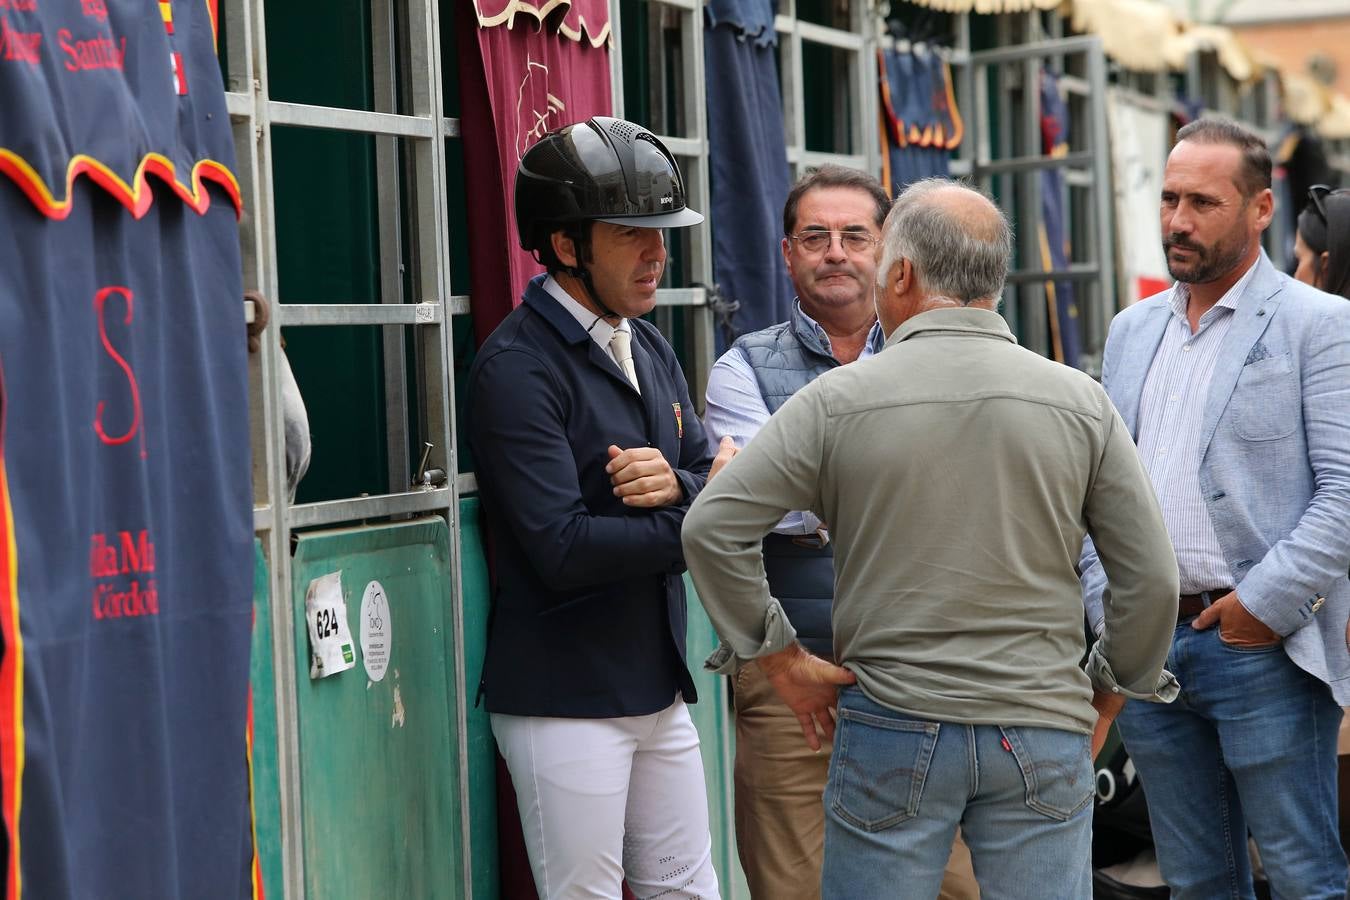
0 0 257 896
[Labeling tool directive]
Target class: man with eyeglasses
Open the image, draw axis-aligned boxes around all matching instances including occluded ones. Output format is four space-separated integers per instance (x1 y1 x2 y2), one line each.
701 165 888 900
1080 118 1350 898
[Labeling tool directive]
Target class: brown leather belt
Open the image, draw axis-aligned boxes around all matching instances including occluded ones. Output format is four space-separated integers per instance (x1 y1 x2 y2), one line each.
1177 589 1232 621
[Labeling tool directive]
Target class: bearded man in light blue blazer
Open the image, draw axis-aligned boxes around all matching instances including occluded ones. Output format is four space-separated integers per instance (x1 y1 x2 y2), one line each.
1081 117 1350 899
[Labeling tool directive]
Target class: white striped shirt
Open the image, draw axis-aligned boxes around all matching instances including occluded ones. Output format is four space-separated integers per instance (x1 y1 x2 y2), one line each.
1135 261 1258 593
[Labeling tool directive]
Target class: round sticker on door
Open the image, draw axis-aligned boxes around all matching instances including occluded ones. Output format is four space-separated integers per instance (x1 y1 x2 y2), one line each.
360 580 392 682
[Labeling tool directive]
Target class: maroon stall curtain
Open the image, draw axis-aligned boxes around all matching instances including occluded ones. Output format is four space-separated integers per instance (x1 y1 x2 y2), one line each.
458 0 613 345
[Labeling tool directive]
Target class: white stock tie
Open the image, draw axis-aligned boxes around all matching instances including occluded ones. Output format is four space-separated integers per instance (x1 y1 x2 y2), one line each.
609 328 641 394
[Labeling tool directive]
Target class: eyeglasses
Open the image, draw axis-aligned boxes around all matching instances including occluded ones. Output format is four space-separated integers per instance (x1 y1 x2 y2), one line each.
1307 184 1350 223
789 230 880 254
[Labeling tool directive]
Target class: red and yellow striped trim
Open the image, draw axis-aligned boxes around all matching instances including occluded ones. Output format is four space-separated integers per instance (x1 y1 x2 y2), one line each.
0 150 241 221
205 0 219 52
0 360 26 900
245 685 265 900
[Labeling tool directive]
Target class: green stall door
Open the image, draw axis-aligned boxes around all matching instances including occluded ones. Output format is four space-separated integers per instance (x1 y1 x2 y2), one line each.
251 542 284 898
458 497 499 900
684 577 751 899
290 518 464 899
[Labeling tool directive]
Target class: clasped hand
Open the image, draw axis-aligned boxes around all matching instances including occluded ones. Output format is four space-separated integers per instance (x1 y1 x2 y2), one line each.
606 436 737 508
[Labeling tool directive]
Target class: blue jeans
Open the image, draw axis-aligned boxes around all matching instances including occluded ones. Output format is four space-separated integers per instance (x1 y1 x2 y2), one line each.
1117 624 1347 900
821 687 1093 900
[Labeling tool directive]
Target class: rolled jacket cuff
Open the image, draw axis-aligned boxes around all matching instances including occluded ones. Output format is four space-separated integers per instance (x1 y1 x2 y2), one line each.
1085 643 1180 703
703 598 798 675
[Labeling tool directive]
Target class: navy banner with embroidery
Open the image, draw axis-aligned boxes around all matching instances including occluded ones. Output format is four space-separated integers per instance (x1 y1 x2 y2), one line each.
0 1 256 897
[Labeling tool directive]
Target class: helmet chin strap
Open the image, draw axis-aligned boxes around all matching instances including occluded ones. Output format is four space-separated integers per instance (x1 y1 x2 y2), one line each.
562 224 622 321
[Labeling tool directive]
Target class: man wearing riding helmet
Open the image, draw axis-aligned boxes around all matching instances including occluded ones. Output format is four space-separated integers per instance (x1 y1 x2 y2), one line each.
468 116 734 899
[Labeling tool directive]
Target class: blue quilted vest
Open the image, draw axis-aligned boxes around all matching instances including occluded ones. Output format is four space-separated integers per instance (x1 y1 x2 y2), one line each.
729 303 883 658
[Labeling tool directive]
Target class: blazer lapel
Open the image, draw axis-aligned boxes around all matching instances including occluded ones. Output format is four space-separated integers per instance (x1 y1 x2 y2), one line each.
583 341 649 404
1198 257 1284 456
1114 302 1172 437
523 278 646 396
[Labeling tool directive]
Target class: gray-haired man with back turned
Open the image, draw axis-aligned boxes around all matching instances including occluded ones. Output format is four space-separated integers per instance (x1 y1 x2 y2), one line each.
682 178 1179 899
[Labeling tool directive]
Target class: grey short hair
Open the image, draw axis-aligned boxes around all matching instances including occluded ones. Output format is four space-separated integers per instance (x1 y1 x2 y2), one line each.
876 178 1012 304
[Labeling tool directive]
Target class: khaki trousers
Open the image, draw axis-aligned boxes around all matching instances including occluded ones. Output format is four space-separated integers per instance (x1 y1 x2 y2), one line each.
733 664 979 900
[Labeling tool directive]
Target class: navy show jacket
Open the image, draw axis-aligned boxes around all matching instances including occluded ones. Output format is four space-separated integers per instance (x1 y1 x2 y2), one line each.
468 275 716 718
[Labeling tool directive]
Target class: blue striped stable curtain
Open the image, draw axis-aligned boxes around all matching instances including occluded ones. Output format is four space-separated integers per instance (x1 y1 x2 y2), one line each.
704 0 795 344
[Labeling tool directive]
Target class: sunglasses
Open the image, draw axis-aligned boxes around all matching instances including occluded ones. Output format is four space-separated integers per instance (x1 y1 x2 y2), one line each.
1307 184 1350 223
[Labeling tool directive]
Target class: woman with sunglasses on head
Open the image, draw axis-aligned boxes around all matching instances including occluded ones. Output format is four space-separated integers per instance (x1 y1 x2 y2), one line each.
1294 184 1350 298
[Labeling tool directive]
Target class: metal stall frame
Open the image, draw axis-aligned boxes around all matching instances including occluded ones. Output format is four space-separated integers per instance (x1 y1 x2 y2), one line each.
225 0 469 895
777 0 881 180
970 24 1117 372
610 0 719 411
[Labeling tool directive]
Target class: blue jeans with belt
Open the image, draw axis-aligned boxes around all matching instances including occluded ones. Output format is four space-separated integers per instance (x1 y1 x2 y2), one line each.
1117 624 1347 900
821 686 1093 899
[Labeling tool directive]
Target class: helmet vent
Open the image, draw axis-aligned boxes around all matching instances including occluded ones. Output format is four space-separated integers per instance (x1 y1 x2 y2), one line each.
607 120 639 142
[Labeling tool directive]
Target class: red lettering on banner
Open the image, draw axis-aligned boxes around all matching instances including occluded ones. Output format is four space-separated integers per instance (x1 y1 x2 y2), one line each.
90 531 156 577
0 0 38 12
89 530 160 620
93 286 146 458
91 580 159 619
0 15 41 64
58 27 126 72
119 530 154 574
80 0 107 21
89 534 117 578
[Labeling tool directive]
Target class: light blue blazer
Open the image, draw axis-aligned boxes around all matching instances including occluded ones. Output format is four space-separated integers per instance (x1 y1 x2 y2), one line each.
1081 252 1350 705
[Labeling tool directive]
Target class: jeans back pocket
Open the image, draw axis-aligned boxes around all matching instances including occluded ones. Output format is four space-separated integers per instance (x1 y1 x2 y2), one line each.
828 705 939 832
999 725 1093 822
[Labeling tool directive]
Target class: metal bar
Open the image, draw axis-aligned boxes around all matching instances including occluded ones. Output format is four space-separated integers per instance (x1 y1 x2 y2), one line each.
955 13 975 175
681 2 716 411
252 503 273 534
441 118 461 138
243 0 306 892
225 90 252 118
795 20 863 51
288 488 453 529
970 35 1103 67
278 303 444 326
267 101 436 138
400 0 470 891
789 24 805 176
852 0 874 171
973 151 1095 175
221 0 249 94
1006 265 1101 284
787 149 868 171
370 0 412 501
608 0 625 119
653 287 707 307
992 16 1016 336
456 472 478 495
447 295 470 316
1019 52 1047 357
659 135 704 158
1087 40 1118 359
1057 73 1090 96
